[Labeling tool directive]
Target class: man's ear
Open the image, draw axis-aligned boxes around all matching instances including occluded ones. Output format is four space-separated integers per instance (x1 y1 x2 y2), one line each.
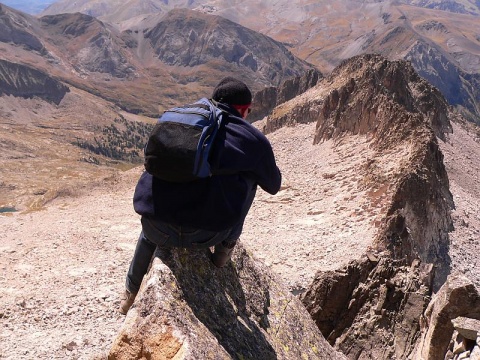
240 108 247 118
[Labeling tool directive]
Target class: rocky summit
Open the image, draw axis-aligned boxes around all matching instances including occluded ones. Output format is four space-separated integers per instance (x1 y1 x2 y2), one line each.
109 244 347 360
102 54 478 359
1 2 479 360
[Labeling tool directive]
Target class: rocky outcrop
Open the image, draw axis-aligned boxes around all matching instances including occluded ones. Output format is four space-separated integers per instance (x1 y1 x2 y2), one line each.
262 54 456 359
250 68 322 121
412 274 480 360
302 253 436 359
109 244 346 359
0 59 69 104
314 55 453 279
313 54 452 142
450 317 480 359
309 55 454 358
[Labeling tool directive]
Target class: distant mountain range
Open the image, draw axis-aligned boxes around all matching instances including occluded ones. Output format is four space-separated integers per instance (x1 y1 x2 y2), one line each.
0 4 314 115
38 0 480 123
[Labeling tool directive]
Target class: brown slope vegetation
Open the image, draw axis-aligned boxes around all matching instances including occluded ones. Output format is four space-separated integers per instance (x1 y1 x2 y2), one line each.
0 74 155 212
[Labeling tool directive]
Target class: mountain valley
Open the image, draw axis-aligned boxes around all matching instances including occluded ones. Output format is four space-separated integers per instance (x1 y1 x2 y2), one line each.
38 0 480 122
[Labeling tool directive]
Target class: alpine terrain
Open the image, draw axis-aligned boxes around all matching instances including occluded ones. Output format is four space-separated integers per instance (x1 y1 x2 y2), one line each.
0 1 479 360
40 0 480 124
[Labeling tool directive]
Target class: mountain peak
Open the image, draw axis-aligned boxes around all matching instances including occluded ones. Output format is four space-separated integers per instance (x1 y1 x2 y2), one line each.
316 53 451 142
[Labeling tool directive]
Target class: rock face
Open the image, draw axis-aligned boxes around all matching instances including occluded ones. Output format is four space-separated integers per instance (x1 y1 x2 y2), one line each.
412 275 480 360
109 244 346 359
302 256 435 359
250 68 322 121
263 54 455 359
0 59 69 104
39 13 135 78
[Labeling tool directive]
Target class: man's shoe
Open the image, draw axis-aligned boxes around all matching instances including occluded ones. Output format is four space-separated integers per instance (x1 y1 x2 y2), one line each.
211 242 236 268
119 290 137 315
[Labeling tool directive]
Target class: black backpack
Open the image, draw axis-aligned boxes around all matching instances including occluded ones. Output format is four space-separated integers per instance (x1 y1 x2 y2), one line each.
144 98 225 182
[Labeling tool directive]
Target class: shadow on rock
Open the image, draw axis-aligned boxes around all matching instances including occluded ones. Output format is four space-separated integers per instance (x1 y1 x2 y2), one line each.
109 243 345 360
157 245 277 359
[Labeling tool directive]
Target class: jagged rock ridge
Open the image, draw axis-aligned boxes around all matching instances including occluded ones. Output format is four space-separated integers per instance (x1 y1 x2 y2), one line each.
262 54 455 359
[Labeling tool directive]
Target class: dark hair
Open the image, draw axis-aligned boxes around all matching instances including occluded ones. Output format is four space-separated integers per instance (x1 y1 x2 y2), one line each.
212 77 252 105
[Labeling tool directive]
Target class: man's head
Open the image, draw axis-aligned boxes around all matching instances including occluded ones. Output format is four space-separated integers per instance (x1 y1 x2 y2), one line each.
212 77 252 118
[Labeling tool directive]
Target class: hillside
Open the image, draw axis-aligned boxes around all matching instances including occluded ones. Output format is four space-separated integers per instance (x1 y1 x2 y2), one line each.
1 54 479 359
40 0 480 123
0 56 155 212
0 4 315 115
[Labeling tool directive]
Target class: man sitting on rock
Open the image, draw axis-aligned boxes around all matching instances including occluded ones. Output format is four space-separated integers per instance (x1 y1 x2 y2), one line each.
120 77 282 314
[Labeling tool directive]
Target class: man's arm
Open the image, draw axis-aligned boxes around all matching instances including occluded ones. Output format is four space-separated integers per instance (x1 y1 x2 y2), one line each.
253 139 282 195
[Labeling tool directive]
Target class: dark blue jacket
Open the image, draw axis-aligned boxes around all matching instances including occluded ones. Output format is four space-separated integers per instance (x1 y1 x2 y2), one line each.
133 102 282 231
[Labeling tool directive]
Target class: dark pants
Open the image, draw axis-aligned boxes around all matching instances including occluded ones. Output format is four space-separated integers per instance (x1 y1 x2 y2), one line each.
125 216 246 294
126 184 256 293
